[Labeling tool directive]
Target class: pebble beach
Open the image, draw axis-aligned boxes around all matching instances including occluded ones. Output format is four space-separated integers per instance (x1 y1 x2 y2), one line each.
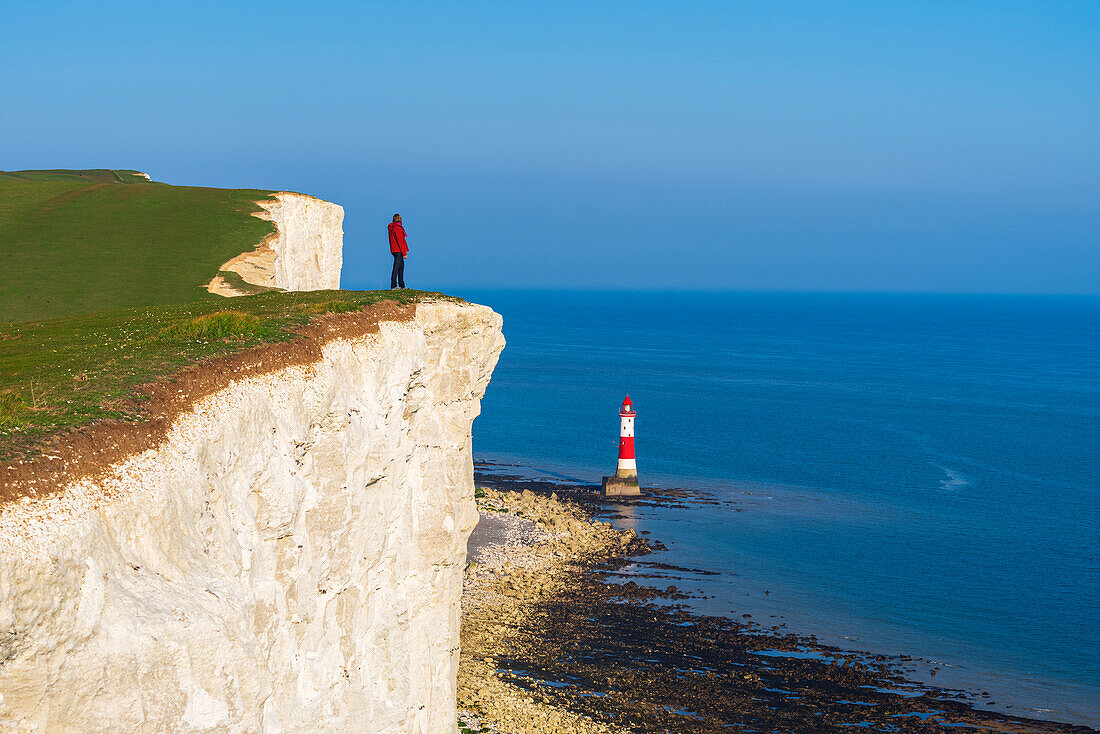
458 487 641 734
458 484 1097 734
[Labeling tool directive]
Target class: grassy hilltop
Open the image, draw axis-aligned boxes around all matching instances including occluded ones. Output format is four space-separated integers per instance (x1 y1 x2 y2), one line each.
0 169 275 321
0 170 421 461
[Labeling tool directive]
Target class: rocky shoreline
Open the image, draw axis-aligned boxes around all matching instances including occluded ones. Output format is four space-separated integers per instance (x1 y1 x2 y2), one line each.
458 487 642 733
459 479 1097 734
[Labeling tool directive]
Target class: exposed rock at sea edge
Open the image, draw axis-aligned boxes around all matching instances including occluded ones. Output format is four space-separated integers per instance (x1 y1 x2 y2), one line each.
459 488 643 734
459 486 1097 734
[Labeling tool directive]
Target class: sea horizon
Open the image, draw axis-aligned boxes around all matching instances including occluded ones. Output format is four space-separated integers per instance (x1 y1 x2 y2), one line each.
361 284 1100 299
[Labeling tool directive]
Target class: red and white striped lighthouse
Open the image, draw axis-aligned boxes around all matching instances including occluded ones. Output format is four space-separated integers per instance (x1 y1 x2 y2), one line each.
603 395 641 496
616 395 637 481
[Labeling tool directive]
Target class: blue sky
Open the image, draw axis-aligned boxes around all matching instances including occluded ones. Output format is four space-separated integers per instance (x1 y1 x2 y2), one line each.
2 1 1097 293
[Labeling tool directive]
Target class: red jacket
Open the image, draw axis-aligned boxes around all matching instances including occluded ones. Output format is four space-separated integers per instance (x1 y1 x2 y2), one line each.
388 221 409 255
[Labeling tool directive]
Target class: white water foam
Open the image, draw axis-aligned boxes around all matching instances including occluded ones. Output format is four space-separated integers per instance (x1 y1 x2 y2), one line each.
937 466 971 491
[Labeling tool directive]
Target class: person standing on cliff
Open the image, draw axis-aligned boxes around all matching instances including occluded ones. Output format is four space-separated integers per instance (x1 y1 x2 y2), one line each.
388 214 409 289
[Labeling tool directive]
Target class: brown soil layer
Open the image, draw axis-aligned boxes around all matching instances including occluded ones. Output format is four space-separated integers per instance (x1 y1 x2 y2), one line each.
0 301 417 504
472 464 1097 734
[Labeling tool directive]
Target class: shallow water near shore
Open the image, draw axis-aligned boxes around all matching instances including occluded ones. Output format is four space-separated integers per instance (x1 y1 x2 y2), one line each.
461 290 1100 727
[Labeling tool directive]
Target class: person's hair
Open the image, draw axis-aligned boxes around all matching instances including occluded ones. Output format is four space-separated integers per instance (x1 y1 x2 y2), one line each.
392 213 401 222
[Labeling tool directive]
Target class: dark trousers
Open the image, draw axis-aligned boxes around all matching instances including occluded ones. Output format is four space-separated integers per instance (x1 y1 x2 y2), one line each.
390 252 405 288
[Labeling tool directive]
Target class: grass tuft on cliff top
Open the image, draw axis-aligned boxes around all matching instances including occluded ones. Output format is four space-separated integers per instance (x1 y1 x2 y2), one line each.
0 169 439 462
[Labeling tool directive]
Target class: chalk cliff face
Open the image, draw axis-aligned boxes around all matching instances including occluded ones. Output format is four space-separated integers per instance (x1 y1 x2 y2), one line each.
0 301 504 733
258 193 343 291
208 192 344 296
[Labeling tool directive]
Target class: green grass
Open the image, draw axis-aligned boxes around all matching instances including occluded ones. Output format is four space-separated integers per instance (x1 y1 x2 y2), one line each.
0 169 276 322
0 289 430 461
0 169 451 462
160 310 263 341
0 169 152 184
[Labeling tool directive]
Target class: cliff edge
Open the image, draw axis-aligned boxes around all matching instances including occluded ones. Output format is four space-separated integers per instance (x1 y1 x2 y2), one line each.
0 300 504 733
207 193 344 296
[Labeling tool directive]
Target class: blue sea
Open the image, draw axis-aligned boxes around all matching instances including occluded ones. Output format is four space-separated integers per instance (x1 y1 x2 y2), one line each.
459 291 1100 727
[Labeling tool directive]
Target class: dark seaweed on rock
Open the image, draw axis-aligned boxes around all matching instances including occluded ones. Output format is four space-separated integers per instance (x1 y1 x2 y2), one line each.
474 464 1098 734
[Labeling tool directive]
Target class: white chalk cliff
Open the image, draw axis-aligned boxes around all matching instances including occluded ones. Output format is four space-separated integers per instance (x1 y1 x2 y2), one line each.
1 180 505 733
207 192 344 296
0 301 504 733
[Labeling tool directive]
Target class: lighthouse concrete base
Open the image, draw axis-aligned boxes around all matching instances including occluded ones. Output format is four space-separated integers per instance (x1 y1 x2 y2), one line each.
602 476 642 497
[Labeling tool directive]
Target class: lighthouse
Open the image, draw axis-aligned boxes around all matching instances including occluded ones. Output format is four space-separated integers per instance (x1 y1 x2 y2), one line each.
602 395 642 497
616 395 637 480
